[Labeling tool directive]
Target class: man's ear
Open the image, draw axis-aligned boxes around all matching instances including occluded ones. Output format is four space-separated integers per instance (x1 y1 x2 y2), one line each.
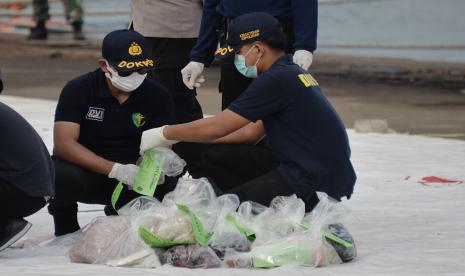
98 59 109 73
256 43 266 57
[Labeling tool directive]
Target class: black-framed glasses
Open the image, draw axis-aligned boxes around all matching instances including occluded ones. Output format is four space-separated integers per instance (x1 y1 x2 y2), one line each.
117 68 150 77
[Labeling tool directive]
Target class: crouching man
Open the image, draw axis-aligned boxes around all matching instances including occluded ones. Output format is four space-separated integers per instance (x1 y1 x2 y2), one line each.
0 74 54 250
140 13 358 262
50 29 177 236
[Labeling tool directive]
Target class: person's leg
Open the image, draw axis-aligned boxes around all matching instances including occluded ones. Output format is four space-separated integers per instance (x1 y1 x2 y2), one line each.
145 37 202 123
200 144 279 192
0 181 46 250
225 168 294 207
48 157 135 236
62 0 84 40
28 0 49 39
225 168 320 213
172 142 209 179
151 69 203 124
219 54 253 110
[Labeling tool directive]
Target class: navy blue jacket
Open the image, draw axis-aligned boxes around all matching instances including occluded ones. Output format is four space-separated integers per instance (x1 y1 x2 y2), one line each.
191 0 318 65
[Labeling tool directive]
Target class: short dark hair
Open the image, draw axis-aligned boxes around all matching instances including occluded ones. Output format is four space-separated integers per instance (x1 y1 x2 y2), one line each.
261 31 287 51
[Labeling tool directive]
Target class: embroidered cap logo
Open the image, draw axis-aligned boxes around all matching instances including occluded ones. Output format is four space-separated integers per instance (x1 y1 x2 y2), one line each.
129 42 142 56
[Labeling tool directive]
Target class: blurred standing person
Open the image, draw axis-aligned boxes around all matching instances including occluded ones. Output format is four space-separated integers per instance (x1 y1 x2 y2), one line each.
129 1 206 178
28 0 84 40
182 0 318 109
130 0 204 124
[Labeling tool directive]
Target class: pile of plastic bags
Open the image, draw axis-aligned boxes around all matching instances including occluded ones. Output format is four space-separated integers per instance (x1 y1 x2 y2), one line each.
68 148 352 269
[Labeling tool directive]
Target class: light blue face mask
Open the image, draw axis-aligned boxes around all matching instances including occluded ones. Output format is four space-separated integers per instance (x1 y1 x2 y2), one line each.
234 45 261 78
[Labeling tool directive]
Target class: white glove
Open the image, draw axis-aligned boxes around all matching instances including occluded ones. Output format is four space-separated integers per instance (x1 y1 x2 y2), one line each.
108 163 139 186
293 50 313 71
181 61 205 90
140 125 178 155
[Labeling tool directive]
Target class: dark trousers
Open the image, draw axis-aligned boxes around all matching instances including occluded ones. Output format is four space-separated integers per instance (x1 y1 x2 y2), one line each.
145 37 203 124
48 157 177 236
150 70 203 124
219 17 295 109
0 181 46 226
179 143 320 212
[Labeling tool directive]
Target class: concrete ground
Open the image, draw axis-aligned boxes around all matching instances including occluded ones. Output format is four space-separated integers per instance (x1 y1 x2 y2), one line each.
1 34 465 139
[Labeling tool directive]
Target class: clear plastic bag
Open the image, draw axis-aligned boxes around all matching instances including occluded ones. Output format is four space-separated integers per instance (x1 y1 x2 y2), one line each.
223 193 350 268
155 147 186 177
162 177 219 240
119 196 195 247
136 147 186 186
302 193 356 263
248 231 341 268
69 216 151 265
162 245 221 268
233 195 306 245
119 177 219 249
209 194 252 258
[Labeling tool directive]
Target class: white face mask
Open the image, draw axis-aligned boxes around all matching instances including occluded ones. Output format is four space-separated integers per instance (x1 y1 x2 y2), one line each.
104 62 147 93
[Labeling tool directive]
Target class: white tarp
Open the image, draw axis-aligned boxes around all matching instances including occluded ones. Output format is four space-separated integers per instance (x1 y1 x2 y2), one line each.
1 95 464 275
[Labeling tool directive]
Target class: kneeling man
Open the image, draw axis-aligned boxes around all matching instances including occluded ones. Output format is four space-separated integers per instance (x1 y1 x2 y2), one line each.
51 29 176 236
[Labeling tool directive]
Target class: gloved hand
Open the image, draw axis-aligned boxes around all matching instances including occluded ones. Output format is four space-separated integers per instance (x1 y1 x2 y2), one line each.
108 163 139 186
140 125 178 155
293 50 313 71
181 61 205 90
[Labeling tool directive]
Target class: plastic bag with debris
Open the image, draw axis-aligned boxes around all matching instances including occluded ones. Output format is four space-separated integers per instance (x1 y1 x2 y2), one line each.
233 195 306 246
162 245 221 268
208 194 252 258
117 195 195 249
302 193 357 263
224 230 341 268
120 177 219 249
69 216 161 267
223 193 350 268
161 177 219 246
135 147 186 189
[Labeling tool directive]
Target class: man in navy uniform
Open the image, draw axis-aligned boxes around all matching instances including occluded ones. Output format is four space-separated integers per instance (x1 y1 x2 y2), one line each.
0 74 54 251
181 0 318 110
50 29 176 236
140 13 357 262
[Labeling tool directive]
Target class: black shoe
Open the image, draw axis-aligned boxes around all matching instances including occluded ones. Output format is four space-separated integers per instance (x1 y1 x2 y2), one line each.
72 23 85 40
324 223 357 262
0 218 32 251
28 20 48 40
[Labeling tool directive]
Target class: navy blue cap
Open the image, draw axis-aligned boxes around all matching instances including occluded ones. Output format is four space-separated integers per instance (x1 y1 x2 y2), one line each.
102 29 154 73
215 12 282 59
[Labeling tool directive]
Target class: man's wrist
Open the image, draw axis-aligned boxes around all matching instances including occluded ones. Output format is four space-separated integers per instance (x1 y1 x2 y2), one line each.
108 162 120 178
162 125 170 141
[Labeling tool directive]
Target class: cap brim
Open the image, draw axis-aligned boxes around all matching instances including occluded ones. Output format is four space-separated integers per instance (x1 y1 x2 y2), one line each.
109 58 154 72
214 45 237 60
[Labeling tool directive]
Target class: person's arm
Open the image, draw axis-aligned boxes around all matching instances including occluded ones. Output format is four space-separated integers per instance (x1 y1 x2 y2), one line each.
291 0 318 53
165 109 250 142
53 121 114 175
190 0 221 65
210 120 265 144
140 109 251 153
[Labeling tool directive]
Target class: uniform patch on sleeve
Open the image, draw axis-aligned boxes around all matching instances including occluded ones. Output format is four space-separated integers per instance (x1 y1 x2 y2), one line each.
298 73 319 87
86 107 105 121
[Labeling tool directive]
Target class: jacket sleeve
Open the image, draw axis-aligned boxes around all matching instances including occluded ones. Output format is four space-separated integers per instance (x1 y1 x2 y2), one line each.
189 0 221 66
291 0 318 53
